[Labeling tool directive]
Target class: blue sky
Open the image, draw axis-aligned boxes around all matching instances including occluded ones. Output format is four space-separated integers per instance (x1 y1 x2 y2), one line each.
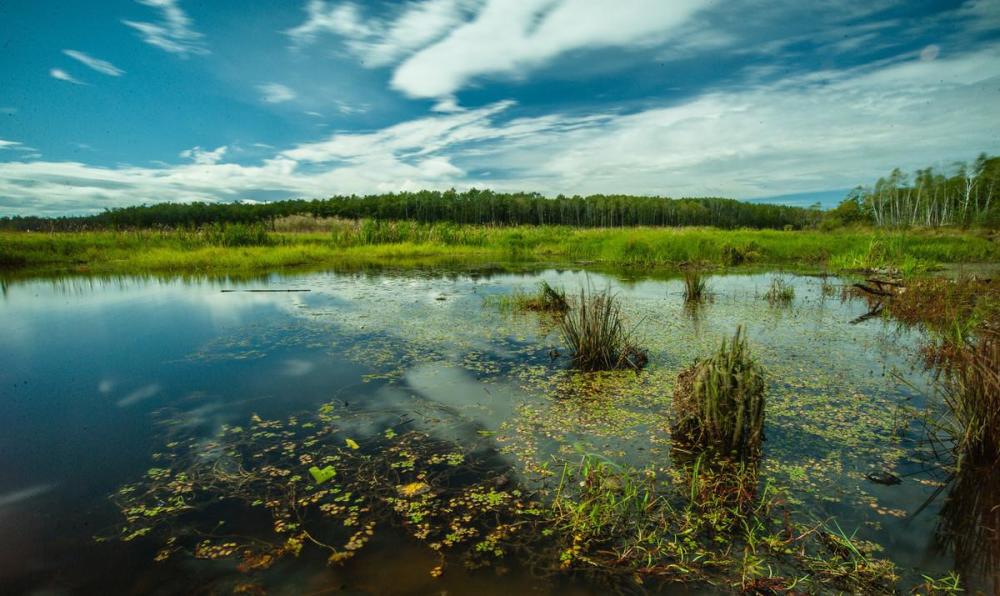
0 0 998 215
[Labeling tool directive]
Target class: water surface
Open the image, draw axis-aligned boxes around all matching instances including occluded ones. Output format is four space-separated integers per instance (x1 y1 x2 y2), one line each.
0 267 986 593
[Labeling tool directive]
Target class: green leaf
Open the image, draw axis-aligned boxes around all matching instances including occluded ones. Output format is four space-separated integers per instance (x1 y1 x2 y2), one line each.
309 465 336 484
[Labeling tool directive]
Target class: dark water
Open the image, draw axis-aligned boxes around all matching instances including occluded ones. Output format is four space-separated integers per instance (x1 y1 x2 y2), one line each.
0 267 991 594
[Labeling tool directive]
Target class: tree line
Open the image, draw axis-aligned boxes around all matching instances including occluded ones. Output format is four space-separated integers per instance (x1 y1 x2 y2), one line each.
829 153 1000 228
0 191 821 231
3 154 997 232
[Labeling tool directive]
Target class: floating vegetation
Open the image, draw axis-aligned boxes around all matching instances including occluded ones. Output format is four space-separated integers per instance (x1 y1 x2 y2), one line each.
672 326 765 460
763 276 795 305
549 455 898 593
486 280 569 313
103 404 543 577
682 269 708 303
559 286 647 371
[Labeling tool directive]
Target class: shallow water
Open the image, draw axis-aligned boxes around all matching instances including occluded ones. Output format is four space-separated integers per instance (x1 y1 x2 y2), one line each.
0 267 991 594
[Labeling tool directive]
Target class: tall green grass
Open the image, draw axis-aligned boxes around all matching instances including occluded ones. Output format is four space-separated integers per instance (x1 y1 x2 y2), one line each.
2 225 996 275
673 326 766 460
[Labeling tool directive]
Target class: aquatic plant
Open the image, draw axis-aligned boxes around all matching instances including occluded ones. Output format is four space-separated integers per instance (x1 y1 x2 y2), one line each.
489 280 569 313
672 326 765 460
559 286 646 371
763 276 795 305
935 332 1000 468
551 455 898 593
682 270 708 303
104 403 542 577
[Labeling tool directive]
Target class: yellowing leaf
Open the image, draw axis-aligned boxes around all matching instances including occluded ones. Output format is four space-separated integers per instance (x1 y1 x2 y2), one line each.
345 438 360 450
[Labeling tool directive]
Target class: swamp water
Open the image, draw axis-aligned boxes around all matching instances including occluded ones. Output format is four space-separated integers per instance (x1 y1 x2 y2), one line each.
0 268 992 594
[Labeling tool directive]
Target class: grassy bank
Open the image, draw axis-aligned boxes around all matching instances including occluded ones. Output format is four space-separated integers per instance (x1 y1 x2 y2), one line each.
1 224 996 276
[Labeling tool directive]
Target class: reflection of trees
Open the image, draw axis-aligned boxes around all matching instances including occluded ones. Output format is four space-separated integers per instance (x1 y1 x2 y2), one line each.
935 466 1000 593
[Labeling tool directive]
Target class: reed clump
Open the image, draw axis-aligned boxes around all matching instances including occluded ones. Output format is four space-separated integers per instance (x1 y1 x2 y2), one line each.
683 270 708 303
763 276 794 305
559 286 646 371
936 332 1000 468
673 326 765 460
501 280 569 313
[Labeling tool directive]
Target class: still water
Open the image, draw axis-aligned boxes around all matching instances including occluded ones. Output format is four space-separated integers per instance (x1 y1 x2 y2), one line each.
0 267 990 594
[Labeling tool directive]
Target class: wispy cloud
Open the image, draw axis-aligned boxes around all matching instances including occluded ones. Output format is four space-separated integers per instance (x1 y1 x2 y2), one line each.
0 139 22 150
63 50 126 76
123 0 208 57
258 83 297 104
49 68 86 85
287 0 477 67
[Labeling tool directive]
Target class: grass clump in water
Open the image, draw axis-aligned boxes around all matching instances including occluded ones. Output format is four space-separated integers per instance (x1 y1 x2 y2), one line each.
559 286 647 371
763 276 795 305
489 280 569 313
673 326 765 460
682 270 708 303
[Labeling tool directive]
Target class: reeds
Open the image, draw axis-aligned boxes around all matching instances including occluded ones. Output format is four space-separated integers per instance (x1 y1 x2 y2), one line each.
683 270 707 303
936 332 1000 468
559 286 646 371
763 276 794 305
673 326 765 460
488 280 569 313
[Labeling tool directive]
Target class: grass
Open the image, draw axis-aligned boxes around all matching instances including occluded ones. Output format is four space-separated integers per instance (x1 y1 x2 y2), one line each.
559 285 647 371
682 270 708 303
487 280 569 313
551 454 898 593
1 224 996 276
934 333 1000 468
673 326 766 460
763 276 795 305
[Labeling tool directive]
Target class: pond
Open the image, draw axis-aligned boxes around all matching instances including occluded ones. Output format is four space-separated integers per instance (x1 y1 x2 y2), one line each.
0 266 991 594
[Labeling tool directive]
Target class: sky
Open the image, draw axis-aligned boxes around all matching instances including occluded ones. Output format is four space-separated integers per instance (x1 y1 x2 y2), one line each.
0 0 998 216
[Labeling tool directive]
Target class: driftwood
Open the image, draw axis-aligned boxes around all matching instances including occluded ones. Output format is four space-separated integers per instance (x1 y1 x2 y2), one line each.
850 303 884 325
852 283 893 297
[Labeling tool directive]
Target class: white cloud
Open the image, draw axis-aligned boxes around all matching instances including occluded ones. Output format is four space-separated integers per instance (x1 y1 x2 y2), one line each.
62 50 125 76
258 83 297 104
287 0 476 66
0 139 21 149
287 0 708 98
123 0 208 57
49 68 85 85
392 0 708 98
179 145 228 165
3 45 1000 214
